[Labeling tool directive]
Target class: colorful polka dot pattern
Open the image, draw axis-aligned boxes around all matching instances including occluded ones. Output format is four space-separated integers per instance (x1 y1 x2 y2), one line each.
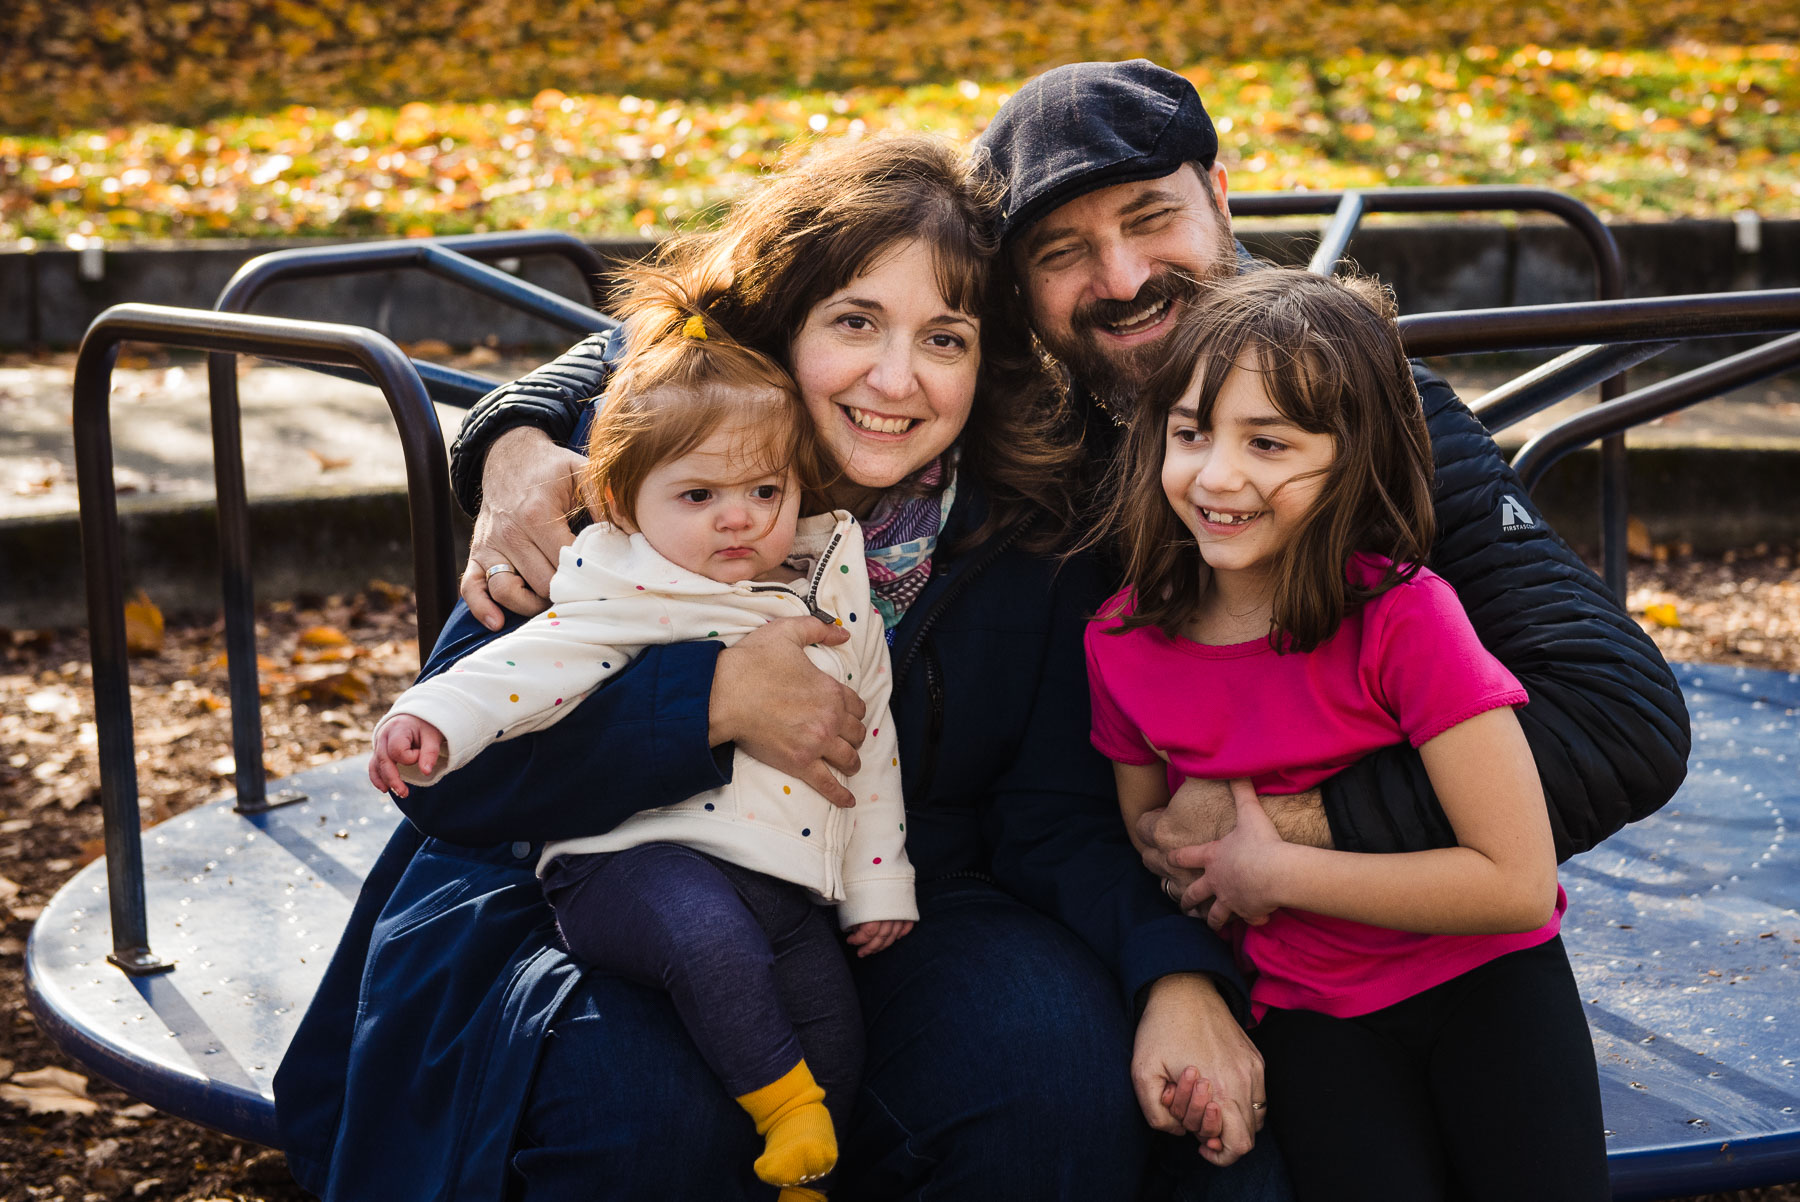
411 521 912 906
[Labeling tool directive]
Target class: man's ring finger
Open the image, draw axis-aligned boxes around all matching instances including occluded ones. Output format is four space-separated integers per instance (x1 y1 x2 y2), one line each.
1163 878 1181 903
485 563 518 581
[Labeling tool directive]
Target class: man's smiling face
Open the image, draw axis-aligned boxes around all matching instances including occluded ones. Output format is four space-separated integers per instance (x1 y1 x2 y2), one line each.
1014 162 1237 406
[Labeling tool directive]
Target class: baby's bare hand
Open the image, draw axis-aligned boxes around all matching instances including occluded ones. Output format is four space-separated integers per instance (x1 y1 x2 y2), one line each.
368 716 445 798
845 919 914 957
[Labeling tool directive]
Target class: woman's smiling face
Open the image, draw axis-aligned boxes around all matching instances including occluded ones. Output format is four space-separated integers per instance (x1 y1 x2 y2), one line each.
788 239 981 515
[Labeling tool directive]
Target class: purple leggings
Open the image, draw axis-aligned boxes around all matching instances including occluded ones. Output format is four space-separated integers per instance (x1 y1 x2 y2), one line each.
541 843 863 1139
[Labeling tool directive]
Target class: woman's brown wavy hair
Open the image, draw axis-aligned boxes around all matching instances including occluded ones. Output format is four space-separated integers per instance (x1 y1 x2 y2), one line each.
1092 267 1436 652
616 134 1079 550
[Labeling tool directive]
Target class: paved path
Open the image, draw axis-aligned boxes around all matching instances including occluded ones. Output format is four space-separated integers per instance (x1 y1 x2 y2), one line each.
0 351 540 520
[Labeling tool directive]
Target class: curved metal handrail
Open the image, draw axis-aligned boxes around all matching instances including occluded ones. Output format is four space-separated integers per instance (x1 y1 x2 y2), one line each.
1389 288 1800 588
74 303 456 973
1513 330 1800 489
1398 290 1800 358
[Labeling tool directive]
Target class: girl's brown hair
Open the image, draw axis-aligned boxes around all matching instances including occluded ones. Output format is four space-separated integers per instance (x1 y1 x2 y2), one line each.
1095 267 1436 651
581 264 829 531
622 134 1079 548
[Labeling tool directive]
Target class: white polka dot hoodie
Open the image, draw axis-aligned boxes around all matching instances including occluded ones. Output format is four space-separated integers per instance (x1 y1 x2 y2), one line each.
377 509 916 928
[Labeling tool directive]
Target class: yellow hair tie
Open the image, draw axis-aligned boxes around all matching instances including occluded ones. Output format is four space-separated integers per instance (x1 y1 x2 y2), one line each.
682 314 707 340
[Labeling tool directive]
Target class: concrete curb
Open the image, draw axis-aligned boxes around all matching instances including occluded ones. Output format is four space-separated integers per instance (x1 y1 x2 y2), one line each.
6 220 1797 350
3 443 1793 629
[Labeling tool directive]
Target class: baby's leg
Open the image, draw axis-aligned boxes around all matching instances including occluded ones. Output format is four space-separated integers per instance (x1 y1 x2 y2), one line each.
543 845 836 1188
714 860 865 1200
1252 1006 1446 1202
1424 937 1609 1202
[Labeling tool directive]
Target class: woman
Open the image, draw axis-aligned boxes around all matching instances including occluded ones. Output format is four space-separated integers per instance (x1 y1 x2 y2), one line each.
274 136 1246 1200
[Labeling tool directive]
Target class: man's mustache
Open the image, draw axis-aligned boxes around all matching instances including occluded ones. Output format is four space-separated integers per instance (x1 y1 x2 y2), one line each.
1071 270 1204 335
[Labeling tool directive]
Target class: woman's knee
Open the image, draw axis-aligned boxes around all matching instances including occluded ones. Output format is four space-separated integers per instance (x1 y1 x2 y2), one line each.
844 882 1145 1198
513 976 764 1199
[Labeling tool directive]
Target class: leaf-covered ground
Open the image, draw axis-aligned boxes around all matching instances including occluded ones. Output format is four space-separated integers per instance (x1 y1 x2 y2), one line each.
3 553 1800 1199
1 33 1795 242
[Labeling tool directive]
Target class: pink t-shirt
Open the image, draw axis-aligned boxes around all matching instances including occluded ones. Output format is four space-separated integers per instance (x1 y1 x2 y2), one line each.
1086 558 1563 1020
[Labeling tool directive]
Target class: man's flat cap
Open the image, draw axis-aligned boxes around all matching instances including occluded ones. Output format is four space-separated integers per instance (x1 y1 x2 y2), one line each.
976 59 1218 245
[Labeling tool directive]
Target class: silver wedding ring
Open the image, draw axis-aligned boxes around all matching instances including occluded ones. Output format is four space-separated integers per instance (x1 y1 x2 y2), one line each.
1163 878 1180 903
484 562 518 580
1252 1101 1268 1112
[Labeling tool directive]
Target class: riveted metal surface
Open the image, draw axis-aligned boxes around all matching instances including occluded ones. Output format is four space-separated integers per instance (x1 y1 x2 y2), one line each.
24 760 401 1142
1565 663 1800 1198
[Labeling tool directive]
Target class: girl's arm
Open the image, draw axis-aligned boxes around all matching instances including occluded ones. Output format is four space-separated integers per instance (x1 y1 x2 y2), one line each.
834 626 916 930
1190 707 1558 934
1115 760 1172 860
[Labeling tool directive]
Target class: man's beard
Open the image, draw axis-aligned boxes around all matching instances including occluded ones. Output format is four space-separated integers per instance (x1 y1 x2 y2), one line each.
1038 256 1236 412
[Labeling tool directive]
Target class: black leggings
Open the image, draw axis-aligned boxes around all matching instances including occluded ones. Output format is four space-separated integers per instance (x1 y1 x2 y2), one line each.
1252 936 1608 1202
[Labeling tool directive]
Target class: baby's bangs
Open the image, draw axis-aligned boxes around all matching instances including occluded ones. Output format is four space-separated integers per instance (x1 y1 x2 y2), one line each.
713 388 806 477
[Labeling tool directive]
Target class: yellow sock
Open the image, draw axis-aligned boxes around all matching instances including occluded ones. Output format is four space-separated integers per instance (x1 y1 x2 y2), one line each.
777 1190 827 1202
736 1059 837 1187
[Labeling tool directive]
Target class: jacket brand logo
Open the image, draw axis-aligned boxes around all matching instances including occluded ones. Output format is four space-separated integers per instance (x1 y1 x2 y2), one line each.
1499 494 1536 531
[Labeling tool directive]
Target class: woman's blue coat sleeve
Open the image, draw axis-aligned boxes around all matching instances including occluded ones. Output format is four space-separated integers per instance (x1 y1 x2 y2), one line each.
389 600 732 846
1318 364 1691 861
982 550 1249 1020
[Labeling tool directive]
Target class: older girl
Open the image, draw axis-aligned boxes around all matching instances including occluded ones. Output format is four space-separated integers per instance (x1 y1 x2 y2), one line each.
1084 269 1608 1201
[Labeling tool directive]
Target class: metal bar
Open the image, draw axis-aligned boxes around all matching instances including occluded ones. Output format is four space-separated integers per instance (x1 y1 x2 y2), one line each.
417 245 606 335
261 356 498 408
1472 342 1678 434
203 233 593 804
214 229 613 315
1307 191 1365 277
1230 186 1623 302
71 340 167 976
76 304 458 970
1512 330 1800 490
205 347 269 812
1398 290 1800 358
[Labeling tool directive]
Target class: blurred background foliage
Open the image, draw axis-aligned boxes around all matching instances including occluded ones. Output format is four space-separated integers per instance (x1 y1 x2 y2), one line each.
1 0 1795 242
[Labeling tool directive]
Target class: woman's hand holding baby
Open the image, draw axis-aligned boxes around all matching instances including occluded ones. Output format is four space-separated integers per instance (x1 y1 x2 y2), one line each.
845 919 913 958
711 617 866 808
369 716 447 799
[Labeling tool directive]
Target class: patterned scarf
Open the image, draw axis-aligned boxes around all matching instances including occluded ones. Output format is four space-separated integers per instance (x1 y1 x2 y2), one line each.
862 456 958 630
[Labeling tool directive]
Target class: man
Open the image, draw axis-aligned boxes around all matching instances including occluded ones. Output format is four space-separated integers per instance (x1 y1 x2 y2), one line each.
440 59 1687 1182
